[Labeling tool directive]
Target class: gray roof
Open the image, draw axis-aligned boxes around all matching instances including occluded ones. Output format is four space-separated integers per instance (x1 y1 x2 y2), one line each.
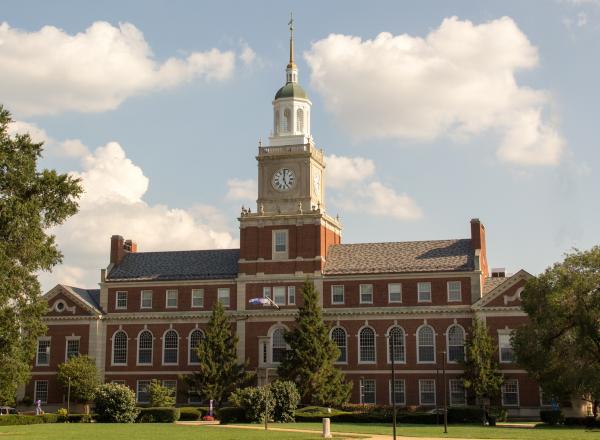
68 286 101 310
106 249 240 282
483 277 509 295
323 239 474 275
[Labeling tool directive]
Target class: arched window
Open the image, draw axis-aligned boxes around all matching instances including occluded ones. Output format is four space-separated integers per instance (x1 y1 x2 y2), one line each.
388 326 405 363
272 328 287 363
163 330 179 364
112 331 127 365
137 330 153 365
417 325 435 363
331 327 347 363
275 110 280 134
282 108 290 133
296 108 304 132
447 325 465 362
189 329 204 365
359 327 376 363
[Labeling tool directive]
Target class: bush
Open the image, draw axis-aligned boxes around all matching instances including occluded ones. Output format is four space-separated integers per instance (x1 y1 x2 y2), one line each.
269 380 300 423
94 383 139 423
148 380 175 407
67 413 93 423
564 416 600 427
447 406 485 423
202 415 215 421
540 410 564 426
20 395 33 407
57 408 68 422
295 406 348 422
178 407 202 421
217 406 246 424
137 407 180 423
230 386 271 423
0 414 58 425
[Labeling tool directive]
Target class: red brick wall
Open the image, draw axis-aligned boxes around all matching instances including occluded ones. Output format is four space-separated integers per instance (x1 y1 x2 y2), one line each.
31 324 90 372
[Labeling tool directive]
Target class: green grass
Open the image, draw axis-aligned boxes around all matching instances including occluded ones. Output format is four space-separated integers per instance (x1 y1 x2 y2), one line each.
273 422 600 439
0 423 329 440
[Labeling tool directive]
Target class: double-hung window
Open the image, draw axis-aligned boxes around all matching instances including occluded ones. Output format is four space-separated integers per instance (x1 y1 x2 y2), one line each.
166 290 178 308
273 286 286 306
499 333 515 363
419 379 436 405
273 230 288 258
36 339 51 366
116 291 128 310
263 287 272 299
218 288 230 308
502 379 519 406
287 286 296 305
140 290 153 309
360 379 376 404
449 379 466 405
447 281 462 302
331 285 344 305
65 338 80 360
390 379 405 405
191 289 204 308
418 282 432 302
388 283 402 303
136 380 151 404
34 380 49 404
360 284 373 304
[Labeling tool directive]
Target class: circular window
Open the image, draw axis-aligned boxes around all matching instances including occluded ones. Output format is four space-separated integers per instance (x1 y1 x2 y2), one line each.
55 301 66 312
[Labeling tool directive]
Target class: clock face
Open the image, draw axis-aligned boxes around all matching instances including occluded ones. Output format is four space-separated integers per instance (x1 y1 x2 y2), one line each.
313 172 321 195
272 168 296 191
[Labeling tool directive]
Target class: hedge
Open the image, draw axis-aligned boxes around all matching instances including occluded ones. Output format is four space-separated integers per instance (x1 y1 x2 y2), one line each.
216 407 246 424
564 416 600 427
447 407 485 423
0 414 58 425
540 410 564 426
178 407 202 421
136 407 181 423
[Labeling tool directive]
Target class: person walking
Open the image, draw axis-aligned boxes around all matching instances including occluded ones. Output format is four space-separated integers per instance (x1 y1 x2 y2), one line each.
35 400 42 415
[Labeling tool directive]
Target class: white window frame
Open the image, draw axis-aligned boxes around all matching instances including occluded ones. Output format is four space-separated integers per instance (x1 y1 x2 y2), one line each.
115 291 128 310
449 379 467 406
501 379 520 407
136 380 151 404
419 379 436 406
389 379 406 406
140 290 153 309
64 336 81 361
263 286 272 299
359 284 373 304
218 288 230 308
34 380 49 404
498 332 515 363
111 330 128 366
446 324 466 363
188 385 202 404
188 329 204 366
447 281 462 302
162 380 177 400
273 286 286 306
388 283 402 303
330 326 348 364
287 286 296 305
358 326 376 364
331 285 345 305
162 329 179 365
271 327 288 364
360 379 376 404
416 325 436 364
36 337 51 366
136 330 153 366
387 326 406 364
191 289 204 308
165 290 178 309
417 282 432 303
272 229 289 259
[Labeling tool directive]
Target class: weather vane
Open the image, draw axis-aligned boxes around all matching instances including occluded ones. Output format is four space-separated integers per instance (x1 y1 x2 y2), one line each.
288 12 294 33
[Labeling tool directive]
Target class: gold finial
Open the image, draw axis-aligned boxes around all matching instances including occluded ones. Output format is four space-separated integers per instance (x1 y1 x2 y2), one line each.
287 12 295 67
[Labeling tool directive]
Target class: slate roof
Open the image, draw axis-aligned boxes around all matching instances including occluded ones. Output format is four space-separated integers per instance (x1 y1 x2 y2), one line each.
69 286 101 310
106 249 240 282
323 239 474 275
483 276 509 295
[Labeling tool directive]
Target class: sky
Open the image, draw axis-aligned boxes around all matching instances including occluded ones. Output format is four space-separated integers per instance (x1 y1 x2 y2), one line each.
2 0 599 290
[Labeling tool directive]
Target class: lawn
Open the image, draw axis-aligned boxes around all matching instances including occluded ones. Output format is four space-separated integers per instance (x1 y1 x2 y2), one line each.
0 423 329 440
274 422 600 439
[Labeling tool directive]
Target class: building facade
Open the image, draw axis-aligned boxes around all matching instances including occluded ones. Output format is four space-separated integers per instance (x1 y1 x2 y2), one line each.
25 27 549 417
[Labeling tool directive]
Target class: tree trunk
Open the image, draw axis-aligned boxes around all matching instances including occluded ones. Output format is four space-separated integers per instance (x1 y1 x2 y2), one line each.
593 400 599 418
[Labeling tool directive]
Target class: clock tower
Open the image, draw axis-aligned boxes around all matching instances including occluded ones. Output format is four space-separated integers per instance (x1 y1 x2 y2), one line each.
238 18 342 276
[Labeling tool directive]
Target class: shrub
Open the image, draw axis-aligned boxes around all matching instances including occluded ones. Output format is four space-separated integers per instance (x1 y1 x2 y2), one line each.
56 408 68 422
540 410 564 426
295 406 348 422
148 380 175 407
93 383 139 423
202 415 215 421
270 380 300 423
67 413 93 423
178 407 202 421
20 396 33 406
564 416 600 427
217 406 246 424
137 407 180 423
0 414 58 426
230 386 271 423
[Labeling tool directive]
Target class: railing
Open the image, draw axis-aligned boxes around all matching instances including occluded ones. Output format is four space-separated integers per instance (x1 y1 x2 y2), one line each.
258 143 323 160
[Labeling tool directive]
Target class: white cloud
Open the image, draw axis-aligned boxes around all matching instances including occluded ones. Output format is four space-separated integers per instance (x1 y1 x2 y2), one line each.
325 154 375 188
240 45 257 65
305 16 565 166
226 178 257 203
0 21 238 116
8 120 91 158
326 155 422 220
39 140 236 290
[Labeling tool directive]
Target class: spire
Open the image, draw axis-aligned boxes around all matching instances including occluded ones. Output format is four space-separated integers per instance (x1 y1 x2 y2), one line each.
287 12 295 69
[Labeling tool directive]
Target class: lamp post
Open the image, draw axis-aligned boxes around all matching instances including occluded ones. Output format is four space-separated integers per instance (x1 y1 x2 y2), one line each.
67 376 71 415
388 333 397 440
248 296 281 431
442 350 448 434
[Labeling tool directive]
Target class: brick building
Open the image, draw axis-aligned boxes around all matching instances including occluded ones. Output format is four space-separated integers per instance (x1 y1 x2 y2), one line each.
24 26 547 417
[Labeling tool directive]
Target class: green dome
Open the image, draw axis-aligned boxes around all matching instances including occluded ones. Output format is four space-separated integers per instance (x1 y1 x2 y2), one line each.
275 82 308 100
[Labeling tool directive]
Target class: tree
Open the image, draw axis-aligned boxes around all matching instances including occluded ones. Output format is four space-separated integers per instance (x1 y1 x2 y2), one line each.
56 355 99 413
0 106 82 405
278 280 352 406
94 383 139 423
148 379 175 407
513 247 600 415
185 300 253 406
462 317 503 422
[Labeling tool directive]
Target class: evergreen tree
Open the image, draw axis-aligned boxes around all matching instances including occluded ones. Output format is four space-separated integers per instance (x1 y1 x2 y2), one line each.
186 300 252 406
57 355 99 412
148 379 175 407
278 280 352 406
0 106 82 405
462 317 504 422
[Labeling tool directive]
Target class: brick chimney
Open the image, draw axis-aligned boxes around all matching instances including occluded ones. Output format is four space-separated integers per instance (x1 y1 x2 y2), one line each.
470 218 489 301
110 235 137 265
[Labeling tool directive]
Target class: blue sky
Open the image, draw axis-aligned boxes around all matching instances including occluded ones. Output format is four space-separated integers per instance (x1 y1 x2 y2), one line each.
2 0 599 290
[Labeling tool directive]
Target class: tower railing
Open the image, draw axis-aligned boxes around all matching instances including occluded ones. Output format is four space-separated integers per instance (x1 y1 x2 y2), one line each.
258 143 323 161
